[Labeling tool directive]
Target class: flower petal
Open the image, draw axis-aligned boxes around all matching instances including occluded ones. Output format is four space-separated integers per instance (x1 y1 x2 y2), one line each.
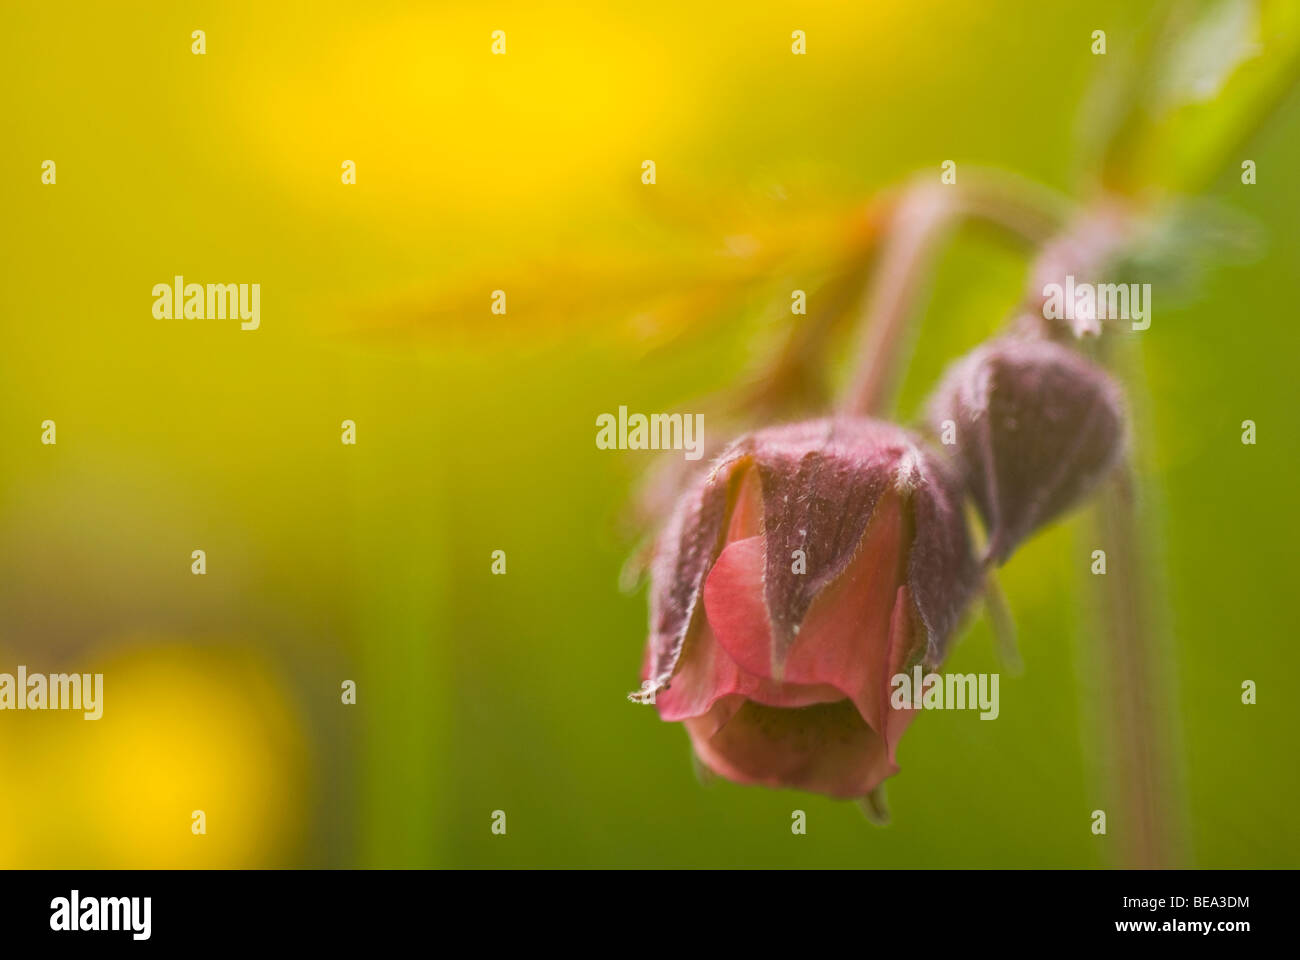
631 450 757 703
686 699 898 799
751 419 901 673
656 614 843 726
702 492 924 758
782 495 922 753
699 535 773 679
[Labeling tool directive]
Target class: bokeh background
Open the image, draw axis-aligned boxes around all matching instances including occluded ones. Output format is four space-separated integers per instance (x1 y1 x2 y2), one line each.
1 0 1296 868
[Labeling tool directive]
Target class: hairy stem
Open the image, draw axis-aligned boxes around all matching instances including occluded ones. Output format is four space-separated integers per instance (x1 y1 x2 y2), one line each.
841 183 954 417
841 172 1071 417
1084 461 1185 867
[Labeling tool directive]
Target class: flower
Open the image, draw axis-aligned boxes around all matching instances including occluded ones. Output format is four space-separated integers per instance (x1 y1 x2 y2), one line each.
927 338 1126 565
630 418 980 800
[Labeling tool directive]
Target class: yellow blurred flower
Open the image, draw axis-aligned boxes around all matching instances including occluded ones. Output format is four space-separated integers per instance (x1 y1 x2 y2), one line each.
0 642 308 868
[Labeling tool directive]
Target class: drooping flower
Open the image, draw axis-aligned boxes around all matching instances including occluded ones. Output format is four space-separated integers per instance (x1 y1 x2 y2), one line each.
927 337 1125 565
630 418 980 801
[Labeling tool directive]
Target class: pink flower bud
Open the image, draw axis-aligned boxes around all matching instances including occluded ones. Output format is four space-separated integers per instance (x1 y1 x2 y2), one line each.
928 338 1125 565
630 418 979 799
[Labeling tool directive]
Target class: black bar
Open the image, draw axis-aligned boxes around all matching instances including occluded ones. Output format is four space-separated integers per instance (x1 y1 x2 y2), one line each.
0 869 1281 947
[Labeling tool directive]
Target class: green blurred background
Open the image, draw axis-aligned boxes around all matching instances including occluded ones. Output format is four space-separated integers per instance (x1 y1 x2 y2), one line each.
1 0 1296 867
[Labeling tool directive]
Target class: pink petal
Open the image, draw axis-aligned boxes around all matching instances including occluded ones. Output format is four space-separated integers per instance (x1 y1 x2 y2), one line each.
699 535 774 679
635 452 757 703
785 498 925 758
656 615 843 726
725 464 764 543
701 491 925 757
686 698 898 799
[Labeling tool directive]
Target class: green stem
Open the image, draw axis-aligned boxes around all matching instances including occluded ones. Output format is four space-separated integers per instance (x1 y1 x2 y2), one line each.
1079 328 1188 866
1084 464 1184 867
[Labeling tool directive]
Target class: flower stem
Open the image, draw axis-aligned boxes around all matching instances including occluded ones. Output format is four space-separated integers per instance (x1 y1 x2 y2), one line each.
841 172 1071 417
1081 449 1187 867
842 183 954 417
